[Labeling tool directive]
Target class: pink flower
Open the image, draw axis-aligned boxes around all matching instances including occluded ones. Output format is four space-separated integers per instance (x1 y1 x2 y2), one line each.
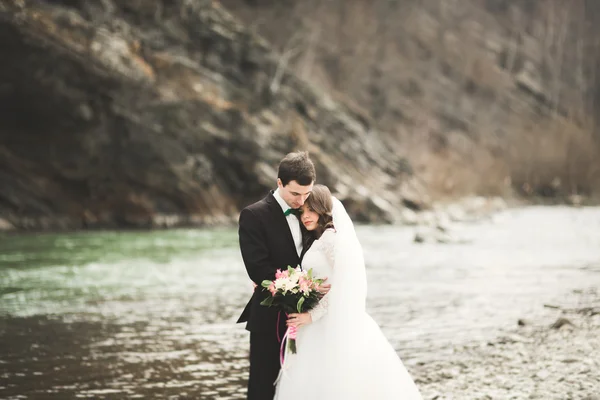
274 269 290 281
268 282 277 296
298 276 310 289
299 281 310 294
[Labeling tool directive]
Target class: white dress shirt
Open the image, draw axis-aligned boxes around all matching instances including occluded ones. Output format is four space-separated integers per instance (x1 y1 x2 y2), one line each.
273 188 303 257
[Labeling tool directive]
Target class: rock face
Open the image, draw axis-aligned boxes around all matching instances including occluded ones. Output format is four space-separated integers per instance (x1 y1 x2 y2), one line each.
0 0 421 230
221 0 600 199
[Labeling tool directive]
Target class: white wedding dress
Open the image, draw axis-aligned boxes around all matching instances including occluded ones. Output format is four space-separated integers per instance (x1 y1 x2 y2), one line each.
274 199 422 400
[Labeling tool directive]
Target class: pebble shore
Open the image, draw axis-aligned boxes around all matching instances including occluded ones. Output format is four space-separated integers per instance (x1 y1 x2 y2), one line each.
414 288 600 400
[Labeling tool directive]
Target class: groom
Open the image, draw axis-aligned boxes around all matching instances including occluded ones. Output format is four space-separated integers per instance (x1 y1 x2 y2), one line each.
238 151 325 400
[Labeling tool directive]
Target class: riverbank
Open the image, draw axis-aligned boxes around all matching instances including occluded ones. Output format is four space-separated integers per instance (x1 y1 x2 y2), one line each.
1 206 598 399
414 287 600 399
2 193 598 234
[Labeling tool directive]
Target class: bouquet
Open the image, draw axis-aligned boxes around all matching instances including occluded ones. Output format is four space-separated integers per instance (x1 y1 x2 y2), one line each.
260 266 325 353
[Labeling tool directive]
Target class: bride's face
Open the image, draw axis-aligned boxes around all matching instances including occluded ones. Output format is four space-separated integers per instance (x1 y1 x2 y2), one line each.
300 204 319 231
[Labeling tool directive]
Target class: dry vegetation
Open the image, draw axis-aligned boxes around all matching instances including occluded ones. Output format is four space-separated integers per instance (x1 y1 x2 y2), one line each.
508 119 600 199
221 0 600 201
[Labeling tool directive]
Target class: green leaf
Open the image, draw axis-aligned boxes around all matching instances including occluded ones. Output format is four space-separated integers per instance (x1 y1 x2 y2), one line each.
261 280 272 288
297 296 305 313
307 268 313 280
287 265 294 274
260 296 274 307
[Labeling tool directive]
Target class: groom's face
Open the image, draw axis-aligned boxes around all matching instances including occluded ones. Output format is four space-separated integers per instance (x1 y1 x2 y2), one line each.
277 179 313 209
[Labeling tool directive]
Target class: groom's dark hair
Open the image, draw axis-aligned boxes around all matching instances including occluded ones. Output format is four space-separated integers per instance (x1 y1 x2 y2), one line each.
278 151 316 186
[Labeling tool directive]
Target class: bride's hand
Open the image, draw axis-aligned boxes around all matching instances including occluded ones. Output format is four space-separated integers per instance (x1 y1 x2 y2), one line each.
287 313 312 328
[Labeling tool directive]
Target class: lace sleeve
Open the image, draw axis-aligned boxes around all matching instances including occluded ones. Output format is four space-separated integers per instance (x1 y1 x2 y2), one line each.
308 229 336 323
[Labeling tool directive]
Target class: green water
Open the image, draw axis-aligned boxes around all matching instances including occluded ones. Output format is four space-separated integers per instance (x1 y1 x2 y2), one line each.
0 228 240 317
0 228 237 269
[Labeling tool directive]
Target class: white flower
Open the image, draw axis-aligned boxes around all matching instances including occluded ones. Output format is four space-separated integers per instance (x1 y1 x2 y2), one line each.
275 277 296 293
289 271 300 284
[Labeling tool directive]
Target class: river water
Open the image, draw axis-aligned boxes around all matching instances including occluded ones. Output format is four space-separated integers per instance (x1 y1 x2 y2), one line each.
1 206 599 399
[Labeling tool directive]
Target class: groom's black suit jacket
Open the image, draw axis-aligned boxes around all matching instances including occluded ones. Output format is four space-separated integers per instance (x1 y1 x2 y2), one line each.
237 191 310 333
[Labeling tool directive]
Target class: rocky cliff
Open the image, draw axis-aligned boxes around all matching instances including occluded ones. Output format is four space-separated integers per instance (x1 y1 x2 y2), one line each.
0 0 422 230
222 0 600 199
2 0 599 231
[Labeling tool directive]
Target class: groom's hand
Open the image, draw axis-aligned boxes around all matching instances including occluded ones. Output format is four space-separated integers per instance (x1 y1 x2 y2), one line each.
318 278 331 295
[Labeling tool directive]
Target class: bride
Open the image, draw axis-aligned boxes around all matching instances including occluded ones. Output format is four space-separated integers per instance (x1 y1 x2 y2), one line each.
274 185 423 400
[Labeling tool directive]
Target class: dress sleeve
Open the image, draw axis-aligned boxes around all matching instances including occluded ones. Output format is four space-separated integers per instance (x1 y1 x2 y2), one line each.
308 229 336 323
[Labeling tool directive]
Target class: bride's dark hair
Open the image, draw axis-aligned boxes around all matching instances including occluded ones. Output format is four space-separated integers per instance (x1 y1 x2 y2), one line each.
301 184 334 246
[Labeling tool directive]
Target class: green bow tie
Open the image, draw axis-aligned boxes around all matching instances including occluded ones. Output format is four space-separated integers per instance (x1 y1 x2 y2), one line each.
284 208 300 217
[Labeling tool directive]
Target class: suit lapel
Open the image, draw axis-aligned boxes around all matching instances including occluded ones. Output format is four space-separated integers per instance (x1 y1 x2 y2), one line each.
266 191 299 262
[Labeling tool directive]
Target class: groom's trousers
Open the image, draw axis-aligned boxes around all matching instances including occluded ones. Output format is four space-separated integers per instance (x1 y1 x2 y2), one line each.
248 330 281 400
